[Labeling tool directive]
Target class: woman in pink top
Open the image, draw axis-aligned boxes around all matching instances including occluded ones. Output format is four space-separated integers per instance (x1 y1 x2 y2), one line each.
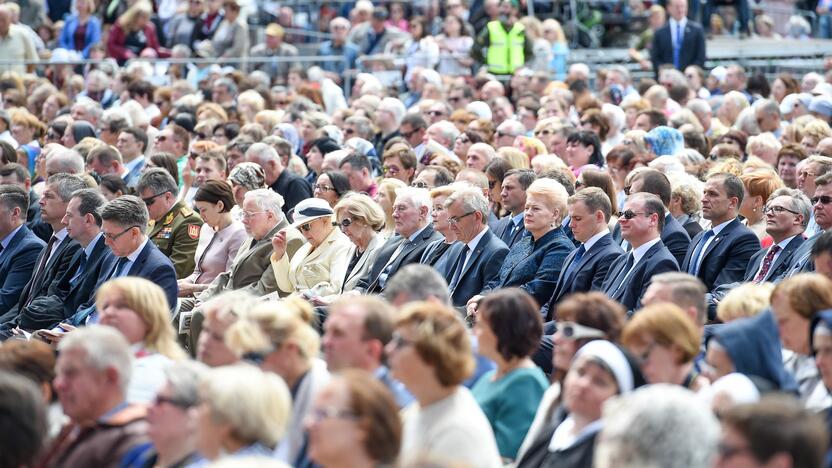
178 180 247 297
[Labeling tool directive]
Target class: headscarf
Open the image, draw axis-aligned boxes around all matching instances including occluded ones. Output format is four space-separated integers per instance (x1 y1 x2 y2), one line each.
71 121 98 142
644 126 685 156
573 340 644 394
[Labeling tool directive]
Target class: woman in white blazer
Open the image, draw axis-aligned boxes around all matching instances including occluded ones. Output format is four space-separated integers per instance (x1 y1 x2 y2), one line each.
313 193 388 306
270 198 353 300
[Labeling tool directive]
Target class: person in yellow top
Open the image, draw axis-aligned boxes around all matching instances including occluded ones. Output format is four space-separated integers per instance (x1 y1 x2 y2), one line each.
470 0 534 75
137 168 203 279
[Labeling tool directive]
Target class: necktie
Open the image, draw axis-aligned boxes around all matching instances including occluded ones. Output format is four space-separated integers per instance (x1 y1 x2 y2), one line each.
673 22 683 69
111 257 129 279
611 253 635 295
25 235 57 306
449 245 470 291
687 230 714 277
378 240 410 289
753 245 782 283
561 245 586 284
69 251 88 286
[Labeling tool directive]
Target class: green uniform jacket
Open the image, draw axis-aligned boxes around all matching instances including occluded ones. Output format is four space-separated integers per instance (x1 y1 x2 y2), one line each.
148 201 203 279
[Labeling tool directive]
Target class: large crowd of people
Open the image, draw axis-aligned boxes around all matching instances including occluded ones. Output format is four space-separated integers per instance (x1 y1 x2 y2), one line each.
3 0 832 467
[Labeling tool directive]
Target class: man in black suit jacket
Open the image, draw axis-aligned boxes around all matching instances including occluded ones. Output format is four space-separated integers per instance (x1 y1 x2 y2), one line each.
492 169 535 248
0 174 87 328
650 0 706 76
441 187 509 309
601 193 679 314
681 174 760 316
356 188 443 294
0 186 46 317
544 188 624 320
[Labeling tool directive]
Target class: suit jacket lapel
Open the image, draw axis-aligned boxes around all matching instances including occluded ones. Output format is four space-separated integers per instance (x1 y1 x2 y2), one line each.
765 236 804 281
702 219 737 260
347 235 381 284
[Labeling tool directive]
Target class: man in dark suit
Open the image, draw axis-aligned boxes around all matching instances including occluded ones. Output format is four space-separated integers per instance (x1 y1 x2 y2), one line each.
650 0 706 76
356 187 443 294
0 163 52 241
781 174 832 279
492 169 535 248
442 186 509 309
544 187 624 320
245 142 312 219
612 169 690 265
68 195 179 325
0 174 86 327
601 193 679 314
681 173 760 318
0 185 45 317
745 190 809 283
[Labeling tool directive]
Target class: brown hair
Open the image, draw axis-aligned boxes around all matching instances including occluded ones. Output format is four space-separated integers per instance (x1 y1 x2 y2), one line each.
555 292 625 342
0 340 56 386
772 273 832 320
339 370 402 464
578 168 617 211
194 179 235 212
478 289 543 361
622 303 701 364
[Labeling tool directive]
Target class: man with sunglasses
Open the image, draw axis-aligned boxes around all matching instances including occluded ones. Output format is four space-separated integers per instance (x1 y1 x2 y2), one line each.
600 192 679 314
783 173 832 278
137 169 202 279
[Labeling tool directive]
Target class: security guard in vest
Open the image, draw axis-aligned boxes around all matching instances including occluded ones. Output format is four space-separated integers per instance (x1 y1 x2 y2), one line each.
136 168 203 279
471 0 534 75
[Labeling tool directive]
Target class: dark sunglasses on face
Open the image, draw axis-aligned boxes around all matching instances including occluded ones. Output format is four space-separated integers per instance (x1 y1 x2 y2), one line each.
619 209 650 220
412 181 429 188
812 195 832 205
557 321 606 340
299 222 313 232
338 218 354 229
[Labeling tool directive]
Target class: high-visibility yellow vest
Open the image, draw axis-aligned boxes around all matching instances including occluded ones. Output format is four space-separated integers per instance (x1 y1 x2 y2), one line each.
486 21 525 75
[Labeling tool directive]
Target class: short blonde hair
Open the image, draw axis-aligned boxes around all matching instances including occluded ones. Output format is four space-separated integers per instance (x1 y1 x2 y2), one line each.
717 282 775 322
334 192 386 232
497 147 530 169
527 177 568 224
772 273 832 320
803 119 832 142
200 364 291 448
395 302 474 387
225 301 320 363
622 303 701 364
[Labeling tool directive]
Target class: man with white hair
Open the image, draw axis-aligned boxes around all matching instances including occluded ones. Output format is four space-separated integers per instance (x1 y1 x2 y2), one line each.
567 63 590 83
245 142 312 216
495 119 525 148
374 97 406 155
45 148 85 178
355 187 442 294
466 143 496 171
423 121 460 151
70 98 103 127
46 326 149 466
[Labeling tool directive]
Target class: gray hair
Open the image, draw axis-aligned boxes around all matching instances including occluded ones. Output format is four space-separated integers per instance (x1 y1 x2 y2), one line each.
428 121 460 144
444 183 489 225
72 97 103 122
99 195 149 230
344 116 374 140
756 98 781 117
647 272 707 325
686 99 712 117
769 187 812 229
47 149 85 174
229 162 266 191
394 186 432 219
100 108 132 133
246 142 280 166
47 173 87 202
244 188 284 219
595 385 720 468
385 264 451 306
57 325 133 394
71 188 107 226
379 98 406 125
213 77 238 96
137 167 179 197
163 361 208 408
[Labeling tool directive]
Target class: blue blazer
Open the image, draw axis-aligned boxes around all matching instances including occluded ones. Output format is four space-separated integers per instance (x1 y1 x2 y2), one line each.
544 233 624 321
58 15 102 58
601 239 679 314
681 218 761 292
121 240 179 311
493 214 526 248
0 226 45 316
443 229 509 308
650 20 706 76
483 227 574 307
357 225 443 294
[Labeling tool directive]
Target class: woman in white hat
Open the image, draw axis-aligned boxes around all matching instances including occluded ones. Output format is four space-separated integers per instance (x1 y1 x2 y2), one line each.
270 198 353 301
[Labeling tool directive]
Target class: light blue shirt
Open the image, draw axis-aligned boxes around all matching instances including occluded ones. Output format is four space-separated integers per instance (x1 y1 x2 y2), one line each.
114 237 150 279
0 224 23 254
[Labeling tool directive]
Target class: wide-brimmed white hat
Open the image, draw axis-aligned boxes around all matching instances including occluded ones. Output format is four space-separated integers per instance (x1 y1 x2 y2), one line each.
291 198 334 228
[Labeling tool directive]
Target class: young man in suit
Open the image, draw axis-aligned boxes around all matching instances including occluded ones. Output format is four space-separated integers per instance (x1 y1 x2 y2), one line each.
626 169 691 266
681 173 761 315
601 192 679 314
544 187 623 320
493 169 535 248
0 185 45 317
442 185 509 309
650 0 706 76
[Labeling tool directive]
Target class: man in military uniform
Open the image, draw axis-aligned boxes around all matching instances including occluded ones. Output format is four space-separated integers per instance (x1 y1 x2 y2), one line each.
136 168 202 278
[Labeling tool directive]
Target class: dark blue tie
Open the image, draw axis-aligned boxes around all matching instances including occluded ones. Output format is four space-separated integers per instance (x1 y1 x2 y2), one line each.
111 257 129 279
562 245 586 283
673 22 683 69
687 230 714 276
449 245 469 291
70 251 88 286
610 253 634 295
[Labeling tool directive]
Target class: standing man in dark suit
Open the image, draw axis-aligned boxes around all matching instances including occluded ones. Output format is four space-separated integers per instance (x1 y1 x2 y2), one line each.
69 196 179 325
681 173 760 318
650 0 706 77
544 188 624 320
245 142 312 219
493 169 535 248
601 193 679 314
442 185 509 309
0 174 85 327
0 185 45 317
356 187 442 295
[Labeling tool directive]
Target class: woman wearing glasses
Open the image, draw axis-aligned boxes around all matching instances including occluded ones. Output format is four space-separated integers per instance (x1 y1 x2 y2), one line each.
313 170 351 208
270 198 352 302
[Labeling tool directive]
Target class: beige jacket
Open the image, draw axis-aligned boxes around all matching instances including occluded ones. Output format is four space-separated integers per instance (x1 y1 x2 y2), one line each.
271 227 353 297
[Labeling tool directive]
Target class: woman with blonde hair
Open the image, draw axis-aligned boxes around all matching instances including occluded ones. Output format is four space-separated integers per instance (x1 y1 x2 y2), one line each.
801 119 832 154
237 90 266 124
717 282 775 323
226 300 330 465
95 277 185 404
498 147 531 169
10 108 46 173
622 303 709 391
106 1 168 64
542 19 569 80
375 178 408 236
514 136 547 162
739 169 785 242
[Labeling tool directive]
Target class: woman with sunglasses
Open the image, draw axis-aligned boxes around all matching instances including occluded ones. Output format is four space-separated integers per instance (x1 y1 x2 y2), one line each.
452 130 483 161
270 198 352 302
621 303 709 391
518 292 624 460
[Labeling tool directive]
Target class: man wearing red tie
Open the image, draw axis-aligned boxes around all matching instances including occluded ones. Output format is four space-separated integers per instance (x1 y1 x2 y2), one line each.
650 0 706 77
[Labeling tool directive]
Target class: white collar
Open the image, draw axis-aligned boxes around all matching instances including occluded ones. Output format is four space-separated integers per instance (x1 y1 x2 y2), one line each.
583 228 610 251
125 237 149 263
710 218 735 236
465 226 489 252
631 236 662 264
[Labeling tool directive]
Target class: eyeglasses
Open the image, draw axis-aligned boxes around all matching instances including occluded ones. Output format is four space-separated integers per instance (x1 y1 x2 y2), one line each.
412 181 429 188
141 192 167 205
428 110 446 116
800 171 818 178
623 185 632 196
456 136 470 144
619 209 651 220
276 99 291 106
338 218 354 230
298 222 313 232
103 225 139 241
153 395 193 408
314 184 335 192
197 133 209 140
155 135 168 142
448 96 462 103
389 332 415 350
764 204 799 215
448 211 475 225
496 131 515 138
557 321 606 340
401 128 421 139
343 128 356 135
242 210 264 219
812 195 832 205
308 406 358 423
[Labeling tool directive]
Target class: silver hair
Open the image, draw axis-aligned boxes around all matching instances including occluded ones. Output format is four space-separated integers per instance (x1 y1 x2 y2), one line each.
394 186 432 220
769 187 812 229
385 264 451 306
47 173 87 202
429 121 460 144
686 99 712 117
72 97 103 121
48 149 85 174
444 183 489 225
246 142 280 165
344 116 374 140
595 385 720 468
163 361 208 407
99 195 149 230
136 167 179 197
58 325 133 394
244 188 285 220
